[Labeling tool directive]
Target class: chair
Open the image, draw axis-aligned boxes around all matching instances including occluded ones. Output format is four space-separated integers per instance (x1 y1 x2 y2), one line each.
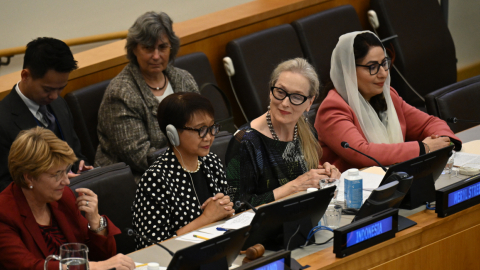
425 75 480 133
147 131 233 167
226 24 304 121
174 52 236 133
291 5 363 123
370 0 457 108
292 5 363 91
68 162 137 254
64 80 111 164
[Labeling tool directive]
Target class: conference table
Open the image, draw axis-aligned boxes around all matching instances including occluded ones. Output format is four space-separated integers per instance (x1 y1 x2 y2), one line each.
128 126 480 269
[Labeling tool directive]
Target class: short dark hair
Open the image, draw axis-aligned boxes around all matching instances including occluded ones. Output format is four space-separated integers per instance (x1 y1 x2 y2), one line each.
23 37 78 79
353 32 387 115
126 11 180 66
157 93 215 143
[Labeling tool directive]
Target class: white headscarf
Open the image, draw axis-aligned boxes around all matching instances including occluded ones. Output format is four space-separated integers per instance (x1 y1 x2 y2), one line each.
330 31 403 144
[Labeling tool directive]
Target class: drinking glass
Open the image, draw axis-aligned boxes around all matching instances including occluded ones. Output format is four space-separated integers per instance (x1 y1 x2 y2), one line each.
44 243 89 270
443 150 455 174
320 178 342 204
322 204 342 229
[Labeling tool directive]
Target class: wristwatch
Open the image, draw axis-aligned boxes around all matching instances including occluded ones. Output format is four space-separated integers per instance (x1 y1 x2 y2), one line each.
88 216 107 232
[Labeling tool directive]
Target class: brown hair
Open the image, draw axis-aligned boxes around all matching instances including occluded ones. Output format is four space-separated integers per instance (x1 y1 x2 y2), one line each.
8 127 77 188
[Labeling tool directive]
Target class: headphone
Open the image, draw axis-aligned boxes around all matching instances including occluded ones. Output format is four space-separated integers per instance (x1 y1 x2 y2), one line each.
166 124 180 147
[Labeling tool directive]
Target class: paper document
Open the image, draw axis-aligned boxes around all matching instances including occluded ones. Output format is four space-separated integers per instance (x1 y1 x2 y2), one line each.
221 212 255 229
198 225 226 236
337 170 385 203
454 152 480 167
135 262 166 269
175 231 217 243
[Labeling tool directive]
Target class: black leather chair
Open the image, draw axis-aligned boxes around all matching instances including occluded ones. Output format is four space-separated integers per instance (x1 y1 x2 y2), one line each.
292 5 362 93
371 0 457 109
69 162 137 254
174 52 236 133
226 24 304 121
64 80 111 164
147 131 233 167
425 75 480 133
291 5 363 122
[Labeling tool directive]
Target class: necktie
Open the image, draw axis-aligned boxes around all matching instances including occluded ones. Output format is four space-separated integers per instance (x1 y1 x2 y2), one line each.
38 105 56 131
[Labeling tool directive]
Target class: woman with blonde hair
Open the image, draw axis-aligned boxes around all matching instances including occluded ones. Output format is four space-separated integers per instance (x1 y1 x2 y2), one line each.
0 127 134 270
225 58 341 210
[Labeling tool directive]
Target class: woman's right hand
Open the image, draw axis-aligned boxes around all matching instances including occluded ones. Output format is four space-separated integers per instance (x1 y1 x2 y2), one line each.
423 135 451 153
273 169 330 200
201 193 234 223
89 254 135 270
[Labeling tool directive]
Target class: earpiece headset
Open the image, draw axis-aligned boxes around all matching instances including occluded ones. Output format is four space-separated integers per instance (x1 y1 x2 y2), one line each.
166 124 180 147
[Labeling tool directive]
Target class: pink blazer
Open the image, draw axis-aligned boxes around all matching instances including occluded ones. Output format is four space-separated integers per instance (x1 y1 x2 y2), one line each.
314 88 461 172
0 183 120 270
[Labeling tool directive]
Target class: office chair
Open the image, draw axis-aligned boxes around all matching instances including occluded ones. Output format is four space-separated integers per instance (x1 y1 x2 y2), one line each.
174 52 236 133
64 80 111 164
69 162 137 254
425 75 480 133
370 0 457 109
226 24 304 121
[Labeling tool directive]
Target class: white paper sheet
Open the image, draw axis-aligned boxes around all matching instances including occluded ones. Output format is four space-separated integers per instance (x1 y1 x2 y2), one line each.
221 212 255 229
454 152 480 167
135 262 166 269
198 225 227 236
175 231 217 243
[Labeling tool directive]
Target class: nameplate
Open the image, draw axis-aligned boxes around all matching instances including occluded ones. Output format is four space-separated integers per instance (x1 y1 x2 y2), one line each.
333 208 398 258
436 174 480 217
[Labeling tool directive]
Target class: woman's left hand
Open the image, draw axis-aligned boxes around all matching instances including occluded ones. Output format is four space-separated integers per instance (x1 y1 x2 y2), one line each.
318 162 342 179
75 188 101 230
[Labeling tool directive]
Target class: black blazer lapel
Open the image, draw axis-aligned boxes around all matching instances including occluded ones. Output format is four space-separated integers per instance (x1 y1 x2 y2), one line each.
8 88 38 132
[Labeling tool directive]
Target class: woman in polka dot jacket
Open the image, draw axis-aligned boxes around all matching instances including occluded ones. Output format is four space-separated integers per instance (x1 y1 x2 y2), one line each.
132 93 235 249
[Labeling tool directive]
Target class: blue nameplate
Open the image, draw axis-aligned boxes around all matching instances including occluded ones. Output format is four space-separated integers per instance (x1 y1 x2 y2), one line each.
436 174 480 217
334 208 398 258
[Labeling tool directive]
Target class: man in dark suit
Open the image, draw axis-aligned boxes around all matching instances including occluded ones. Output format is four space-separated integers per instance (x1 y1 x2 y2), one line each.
0 37 92 191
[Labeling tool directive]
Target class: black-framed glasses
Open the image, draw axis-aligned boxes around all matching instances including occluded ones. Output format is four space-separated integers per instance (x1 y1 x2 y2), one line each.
182 124 221 138
270 87 311 105
356 57 392 75
48 164 73 182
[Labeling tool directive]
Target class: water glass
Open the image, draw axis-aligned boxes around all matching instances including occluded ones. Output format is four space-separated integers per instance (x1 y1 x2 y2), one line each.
443 150 455 174
322 204 342 230
44 243 89 270
320 178 342 204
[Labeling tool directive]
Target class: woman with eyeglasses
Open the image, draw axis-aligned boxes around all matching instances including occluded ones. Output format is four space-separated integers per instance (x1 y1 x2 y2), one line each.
0 127 135 270
225 58 341 211
131 93 234 249
314 31 461 172
96 11 198 182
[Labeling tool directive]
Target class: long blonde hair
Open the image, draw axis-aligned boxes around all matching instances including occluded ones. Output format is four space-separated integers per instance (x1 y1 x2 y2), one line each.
269 58 321 170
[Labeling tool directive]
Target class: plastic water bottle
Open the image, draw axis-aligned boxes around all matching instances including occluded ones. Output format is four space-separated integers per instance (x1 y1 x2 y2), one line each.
344 169 363 209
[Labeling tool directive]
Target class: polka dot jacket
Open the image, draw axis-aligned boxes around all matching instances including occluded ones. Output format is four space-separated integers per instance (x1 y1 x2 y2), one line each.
132 148 228 249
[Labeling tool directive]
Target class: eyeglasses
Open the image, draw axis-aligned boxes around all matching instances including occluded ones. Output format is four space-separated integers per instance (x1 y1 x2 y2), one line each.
270 87 311 105
141 43 172 54
356 57 392 75
182 124 221 138
48 164 73 182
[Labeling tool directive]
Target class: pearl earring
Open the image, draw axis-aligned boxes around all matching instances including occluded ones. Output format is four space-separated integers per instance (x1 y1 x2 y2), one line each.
29 185 33 189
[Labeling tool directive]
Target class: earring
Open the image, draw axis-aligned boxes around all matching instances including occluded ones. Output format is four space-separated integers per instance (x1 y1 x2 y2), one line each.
303 111 309 123
29 185 33 189
268 105 271 111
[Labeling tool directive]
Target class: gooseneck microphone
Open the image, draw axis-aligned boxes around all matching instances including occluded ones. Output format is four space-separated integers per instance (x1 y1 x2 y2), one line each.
446 117 480 124
125 228 174 256
341 142 388 172
235 200 258 213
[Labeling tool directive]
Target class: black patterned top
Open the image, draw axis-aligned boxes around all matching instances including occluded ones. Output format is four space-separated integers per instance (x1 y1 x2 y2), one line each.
132 149 229 249
38 217 67 256
225 124 308 211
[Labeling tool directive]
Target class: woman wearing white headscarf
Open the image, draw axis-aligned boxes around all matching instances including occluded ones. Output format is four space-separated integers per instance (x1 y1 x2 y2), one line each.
314 31 461 172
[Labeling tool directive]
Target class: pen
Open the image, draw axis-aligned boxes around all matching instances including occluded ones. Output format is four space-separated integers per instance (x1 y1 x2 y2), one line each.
136 263 148 268
193 234 210 240
216 227 228 232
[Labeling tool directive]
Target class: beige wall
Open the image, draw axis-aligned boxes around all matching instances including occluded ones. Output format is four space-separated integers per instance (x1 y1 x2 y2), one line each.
0 0 478 76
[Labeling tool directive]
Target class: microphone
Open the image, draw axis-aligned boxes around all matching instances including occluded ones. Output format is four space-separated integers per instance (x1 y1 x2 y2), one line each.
446 117 480 124
125 228 174 256
340 141 388 172
235 200 257 213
